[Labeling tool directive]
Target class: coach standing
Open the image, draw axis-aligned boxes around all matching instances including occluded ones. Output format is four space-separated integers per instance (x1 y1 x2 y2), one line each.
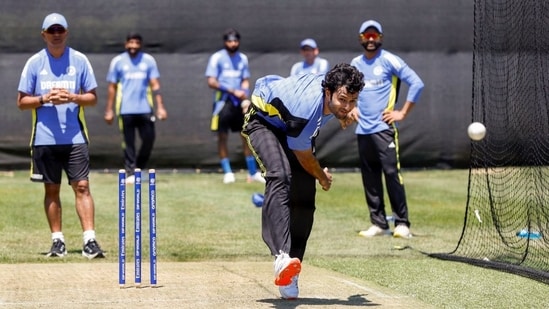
17 13 105 259
290 38 330 77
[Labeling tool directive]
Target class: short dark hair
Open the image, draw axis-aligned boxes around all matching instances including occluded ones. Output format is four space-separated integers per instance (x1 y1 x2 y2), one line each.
223 28 241 41
321 63 365 94
126 32 143 42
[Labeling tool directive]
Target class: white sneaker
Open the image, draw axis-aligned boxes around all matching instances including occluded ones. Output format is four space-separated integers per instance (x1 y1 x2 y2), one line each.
393 224 412 238
358 225 391 237
247 171 266 183
279 275 299 299
274 251 301 286
125 175 135 184
223 172 235 184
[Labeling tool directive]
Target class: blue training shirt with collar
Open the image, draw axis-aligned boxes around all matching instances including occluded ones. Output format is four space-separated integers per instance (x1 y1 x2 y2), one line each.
18 47 97 146
350 49 424 135
251 73 334 151
106 51 160 115
205 49 250 106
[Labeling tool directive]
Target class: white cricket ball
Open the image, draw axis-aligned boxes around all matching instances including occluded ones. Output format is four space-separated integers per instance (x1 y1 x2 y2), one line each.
467 122 486 141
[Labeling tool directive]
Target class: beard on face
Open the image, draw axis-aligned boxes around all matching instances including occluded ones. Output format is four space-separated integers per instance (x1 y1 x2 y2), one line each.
225 46 239 53
329 102 349 120
334 112 347 120
361 41 382 52
126 47 141 57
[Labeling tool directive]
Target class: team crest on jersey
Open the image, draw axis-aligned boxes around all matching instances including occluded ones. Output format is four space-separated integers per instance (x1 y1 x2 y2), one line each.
373 66 383 76
66 66 76 76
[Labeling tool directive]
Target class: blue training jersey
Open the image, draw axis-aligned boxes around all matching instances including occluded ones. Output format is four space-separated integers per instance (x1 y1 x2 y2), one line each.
350 49 424 135
106 52 160 115
251 74 334 151
205 49 250 106
18 47 97 146
290 57 330 76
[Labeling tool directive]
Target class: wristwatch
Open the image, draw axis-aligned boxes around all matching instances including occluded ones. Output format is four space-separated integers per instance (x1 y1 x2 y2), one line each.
39 95 44 105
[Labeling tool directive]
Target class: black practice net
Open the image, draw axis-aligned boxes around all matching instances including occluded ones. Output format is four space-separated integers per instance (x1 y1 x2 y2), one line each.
430 0 549 284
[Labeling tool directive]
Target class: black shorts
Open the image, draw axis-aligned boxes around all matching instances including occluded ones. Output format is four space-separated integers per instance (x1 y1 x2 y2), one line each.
212 100 244 133
31 144 90 185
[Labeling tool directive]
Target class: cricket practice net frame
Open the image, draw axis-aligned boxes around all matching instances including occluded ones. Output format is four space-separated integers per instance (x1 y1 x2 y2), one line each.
430 0 549 284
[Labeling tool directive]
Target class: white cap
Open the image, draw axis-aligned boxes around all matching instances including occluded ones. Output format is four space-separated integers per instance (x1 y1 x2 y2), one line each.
300 38 317 49
359 20 382 34
42 13 68 30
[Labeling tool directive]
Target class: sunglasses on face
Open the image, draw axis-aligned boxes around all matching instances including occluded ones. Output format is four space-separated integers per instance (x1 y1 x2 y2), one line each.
360 32 381 41
45 27 66 34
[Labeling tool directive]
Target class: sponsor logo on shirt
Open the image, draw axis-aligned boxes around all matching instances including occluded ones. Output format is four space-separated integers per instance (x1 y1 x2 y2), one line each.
67 66 76 76
40 80 76 90
124 71 147 80
364 79 385 88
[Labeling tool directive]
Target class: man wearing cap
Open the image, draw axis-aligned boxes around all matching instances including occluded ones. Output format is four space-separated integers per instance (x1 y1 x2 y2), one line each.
17 13 105 259
290 38 330 76
205 28 264 184
349 20 424 239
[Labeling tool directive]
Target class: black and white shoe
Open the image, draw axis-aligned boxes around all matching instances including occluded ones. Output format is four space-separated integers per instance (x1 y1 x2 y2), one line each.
82 239 105 259
46 238 67 257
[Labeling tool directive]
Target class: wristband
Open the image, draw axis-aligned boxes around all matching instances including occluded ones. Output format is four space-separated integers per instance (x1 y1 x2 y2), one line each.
39 95 44 105
152 89 161 96
241 99 251 109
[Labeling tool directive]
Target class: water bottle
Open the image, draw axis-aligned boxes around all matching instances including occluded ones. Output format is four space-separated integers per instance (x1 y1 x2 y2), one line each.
516 229 541 239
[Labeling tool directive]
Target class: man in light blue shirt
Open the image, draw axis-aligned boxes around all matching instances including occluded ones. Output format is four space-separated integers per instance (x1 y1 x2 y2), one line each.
290 38 330 77
17 12 104 259
206 28 263 184
105 33 168 184
350 20 424 239
242 63 364 299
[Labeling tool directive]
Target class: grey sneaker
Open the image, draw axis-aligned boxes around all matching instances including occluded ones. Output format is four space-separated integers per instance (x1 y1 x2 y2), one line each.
46 238 67 257
82 239 105 259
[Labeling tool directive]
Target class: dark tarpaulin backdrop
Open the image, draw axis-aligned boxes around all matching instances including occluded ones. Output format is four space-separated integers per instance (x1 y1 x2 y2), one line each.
0 0 473 170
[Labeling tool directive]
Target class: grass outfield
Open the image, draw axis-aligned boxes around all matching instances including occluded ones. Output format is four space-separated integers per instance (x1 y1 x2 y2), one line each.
1 169 548 308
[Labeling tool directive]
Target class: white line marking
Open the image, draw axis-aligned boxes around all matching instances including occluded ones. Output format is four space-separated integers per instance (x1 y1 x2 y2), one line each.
328 276 405 298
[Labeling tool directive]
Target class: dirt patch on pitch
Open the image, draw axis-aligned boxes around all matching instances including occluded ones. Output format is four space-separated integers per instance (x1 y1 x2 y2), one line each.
0 262 431 308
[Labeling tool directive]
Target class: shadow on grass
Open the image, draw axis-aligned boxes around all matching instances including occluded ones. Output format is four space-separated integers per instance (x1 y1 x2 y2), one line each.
257 293 379 308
